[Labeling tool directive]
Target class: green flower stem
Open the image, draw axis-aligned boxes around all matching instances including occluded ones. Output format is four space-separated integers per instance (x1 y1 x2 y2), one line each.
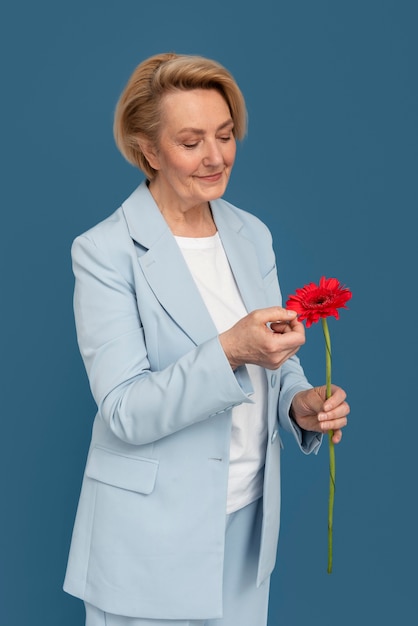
321 318 335 574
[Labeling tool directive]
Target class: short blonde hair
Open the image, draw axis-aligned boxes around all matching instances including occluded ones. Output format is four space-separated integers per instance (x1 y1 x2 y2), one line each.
113 53 247 179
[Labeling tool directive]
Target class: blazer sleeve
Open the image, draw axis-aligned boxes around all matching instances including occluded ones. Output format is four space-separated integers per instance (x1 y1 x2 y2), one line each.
71 234 254 446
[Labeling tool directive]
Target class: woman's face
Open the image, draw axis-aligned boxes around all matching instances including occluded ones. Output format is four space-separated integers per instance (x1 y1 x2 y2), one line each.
145 89 236 212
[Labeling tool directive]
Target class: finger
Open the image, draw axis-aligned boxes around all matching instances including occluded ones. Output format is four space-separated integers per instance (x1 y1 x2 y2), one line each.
318 414 348 433
331 429 343 444
323 386 347 411
269 321 293 334
270 329 305 351
320 401 350 424
255 307 298 326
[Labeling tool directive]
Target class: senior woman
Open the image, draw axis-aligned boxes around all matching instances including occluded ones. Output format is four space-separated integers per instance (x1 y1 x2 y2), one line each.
64 53 349 626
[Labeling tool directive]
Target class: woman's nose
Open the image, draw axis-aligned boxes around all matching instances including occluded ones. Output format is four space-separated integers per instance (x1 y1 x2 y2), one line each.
202 140 223 166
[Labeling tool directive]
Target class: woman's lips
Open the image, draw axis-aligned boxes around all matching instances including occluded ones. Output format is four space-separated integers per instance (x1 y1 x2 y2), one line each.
197 172 223 182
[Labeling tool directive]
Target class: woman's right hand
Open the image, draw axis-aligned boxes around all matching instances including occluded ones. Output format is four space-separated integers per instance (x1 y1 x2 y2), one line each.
219 307 305 370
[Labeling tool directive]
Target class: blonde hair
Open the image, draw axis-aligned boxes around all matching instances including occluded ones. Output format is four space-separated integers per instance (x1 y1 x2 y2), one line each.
113 53 247 179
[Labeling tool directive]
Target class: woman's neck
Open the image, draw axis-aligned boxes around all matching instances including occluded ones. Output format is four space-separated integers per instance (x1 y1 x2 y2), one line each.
148 183 217 237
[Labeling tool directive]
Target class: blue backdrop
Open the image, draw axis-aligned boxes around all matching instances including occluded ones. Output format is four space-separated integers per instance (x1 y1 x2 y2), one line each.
1 1 417 624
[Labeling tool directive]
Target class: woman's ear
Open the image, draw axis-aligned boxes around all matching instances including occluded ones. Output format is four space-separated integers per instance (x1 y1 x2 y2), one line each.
137 136 160 171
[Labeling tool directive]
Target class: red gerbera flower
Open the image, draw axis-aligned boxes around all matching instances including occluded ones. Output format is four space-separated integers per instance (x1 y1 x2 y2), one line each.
286 276 352 327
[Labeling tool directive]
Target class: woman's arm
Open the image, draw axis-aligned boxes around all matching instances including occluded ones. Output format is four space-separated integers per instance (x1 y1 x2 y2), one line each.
72 234 254 445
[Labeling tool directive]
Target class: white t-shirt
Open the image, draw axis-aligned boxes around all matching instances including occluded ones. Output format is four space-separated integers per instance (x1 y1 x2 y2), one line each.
175 233 267 513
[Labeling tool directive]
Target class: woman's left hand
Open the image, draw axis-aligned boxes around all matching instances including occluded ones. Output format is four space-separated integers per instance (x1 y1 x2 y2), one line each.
290 385 349 444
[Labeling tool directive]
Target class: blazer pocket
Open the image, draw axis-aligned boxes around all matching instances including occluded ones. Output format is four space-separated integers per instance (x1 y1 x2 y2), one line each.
85 445 158 495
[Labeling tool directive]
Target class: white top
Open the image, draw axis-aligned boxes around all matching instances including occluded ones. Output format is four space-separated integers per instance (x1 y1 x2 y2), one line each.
175 233 267 513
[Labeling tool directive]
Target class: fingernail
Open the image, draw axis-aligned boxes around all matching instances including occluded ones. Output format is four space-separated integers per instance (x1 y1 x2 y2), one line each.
318 413 326 421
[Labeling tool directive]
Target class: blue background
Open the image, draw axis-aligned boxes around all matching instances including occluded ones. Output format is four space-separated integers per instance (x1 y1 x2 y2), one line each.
1 1 417 624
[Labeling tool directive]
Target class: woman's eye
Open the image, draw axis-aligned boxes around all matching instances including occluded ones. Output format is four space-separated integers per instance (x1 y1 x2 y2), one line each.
219 135 232 142
182 142 199 149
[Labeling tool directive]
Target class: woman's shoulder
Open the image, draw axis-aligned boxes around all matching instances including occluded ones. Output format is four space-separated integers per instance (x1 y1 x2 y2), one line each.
70 205 136 281
73 206 128 248
70 187 144 275
73 181 165 254
213 197 273 242
72 182 151 250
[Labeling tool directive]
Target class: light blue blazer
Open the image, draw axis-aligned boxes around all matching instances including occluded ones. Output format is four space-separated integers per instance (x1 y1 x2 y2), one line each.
63 181 321 620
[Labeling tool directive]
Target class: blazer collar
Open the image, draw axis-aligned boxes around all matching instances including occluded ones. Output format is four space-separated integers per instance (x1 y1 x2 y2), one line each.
121 182 266 346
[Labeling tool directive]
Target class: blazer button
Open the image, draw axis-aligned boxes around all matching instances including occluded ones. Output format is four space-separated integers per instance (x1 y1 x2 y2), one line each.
271 429 278 443
271 374 277 388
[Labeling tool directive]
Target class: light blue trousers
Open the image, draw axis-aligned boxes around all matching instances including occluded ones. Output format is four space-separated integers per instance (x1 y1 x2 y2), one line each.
85 497 270 626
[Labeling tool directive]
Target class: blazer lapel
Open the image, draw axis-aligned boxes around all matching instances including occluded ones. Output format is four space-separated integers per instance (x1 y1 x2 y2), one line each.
121 183 219 346
211 199 267 315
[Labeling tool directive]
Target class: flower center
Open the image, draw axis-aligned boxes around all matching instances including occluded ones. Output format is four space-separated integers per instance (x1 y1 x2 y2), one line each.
307 291 333 308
